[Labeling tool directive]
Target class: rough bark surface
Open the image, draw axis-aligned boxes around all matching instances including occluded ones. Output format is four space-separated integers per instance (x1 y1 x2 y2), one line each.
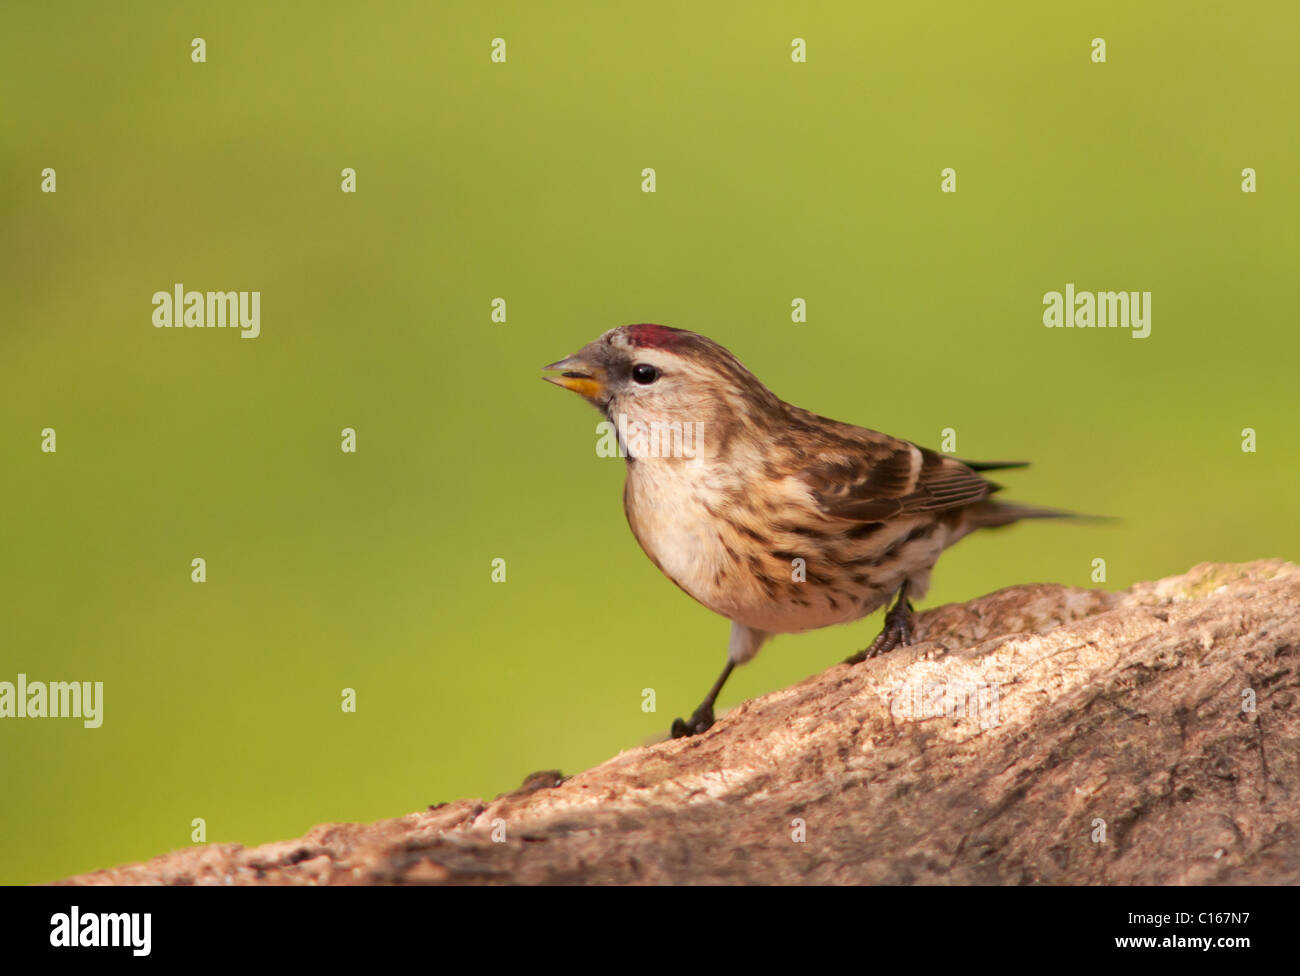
60 561 1300 886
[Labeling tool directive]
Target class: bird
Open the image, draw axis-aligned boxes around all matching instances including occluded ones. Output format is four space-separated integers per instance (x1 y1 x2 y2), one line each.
544 323 1076 738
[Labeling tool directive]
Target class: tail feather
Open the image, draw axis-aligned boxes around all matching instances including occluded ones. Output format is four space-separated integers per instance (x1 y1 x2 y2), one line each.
957 458 1031 472
965 499 1111 530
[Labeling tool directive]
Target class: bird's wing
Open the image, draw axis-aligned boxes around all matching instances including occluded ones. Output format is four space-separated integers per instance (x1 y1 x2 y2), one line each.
787 416 996 522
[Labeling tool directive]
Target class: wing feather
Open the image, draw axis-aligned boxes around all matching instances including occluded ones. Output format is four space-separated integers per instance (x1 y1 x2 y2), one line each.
783 411 997 523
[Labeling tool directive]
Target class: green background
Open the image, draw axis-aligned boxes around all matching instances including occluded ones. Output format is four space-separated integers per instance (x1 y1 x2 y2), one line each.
2 2 1296 885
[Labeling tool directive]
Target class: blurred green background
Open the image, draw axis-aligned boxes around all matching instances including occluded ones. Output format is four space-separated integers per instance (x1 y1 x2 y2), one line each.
2 1 1297 885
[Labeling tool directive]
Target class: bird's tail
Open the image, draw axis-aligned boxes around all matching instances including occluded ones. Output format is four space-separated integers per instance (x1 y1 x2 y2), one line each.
956 458 1031 473
965 498 1111 530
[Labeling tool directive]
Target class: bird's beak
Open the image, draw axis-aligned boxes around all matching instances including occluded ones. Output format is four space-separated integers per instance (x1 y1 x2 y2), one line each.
542 355 606 402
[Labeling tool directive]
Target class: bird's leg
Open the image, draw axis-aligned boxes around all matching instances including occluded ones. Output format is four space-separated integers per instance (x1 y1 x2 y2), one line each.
846 581 914 664
671 660 735 738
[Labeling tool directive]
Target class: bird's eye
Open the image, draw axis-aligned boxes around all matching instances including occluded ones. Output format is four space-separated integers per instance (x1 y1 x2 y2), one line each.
631 363 660 385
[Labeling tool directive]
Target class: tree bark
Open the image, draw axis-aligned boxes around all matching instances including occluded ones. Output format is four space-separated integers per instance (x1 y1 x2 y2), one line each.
59 560 1300 885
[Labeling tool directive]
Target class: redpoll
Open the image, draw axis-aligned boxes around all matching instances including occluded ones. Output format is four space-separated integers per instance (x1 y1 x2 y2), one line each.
545 324 1074 737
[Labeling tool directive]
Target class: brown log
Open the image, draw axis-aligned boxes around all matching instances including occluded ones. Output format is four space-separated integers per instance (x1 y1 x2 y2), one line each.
58 560 1300 885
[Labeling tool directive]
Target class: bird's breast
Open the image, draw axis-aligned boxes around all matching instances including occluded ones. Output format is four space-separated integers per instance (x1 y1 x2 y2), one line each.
623 459 731 601
621 459 888 634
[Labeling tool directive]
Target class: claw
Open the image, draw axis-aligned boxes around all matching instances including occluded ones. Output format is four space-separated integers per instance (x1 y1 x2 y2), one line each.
846 585 915 665
670 704 716 738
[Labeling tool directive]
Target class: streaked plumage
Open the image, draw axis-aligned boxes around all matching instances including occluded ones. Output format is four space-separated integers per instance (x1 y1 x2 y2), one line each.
545 324 1071 736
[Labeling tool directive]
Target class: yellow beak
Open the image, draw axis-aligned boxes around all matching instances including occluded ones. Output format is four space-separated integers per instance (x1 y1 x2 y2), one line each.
543 356 606 401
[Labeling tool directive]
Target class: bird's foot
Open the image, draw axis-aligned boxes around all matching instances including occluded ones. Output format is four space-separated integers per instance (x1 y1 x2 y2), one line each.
670 703 716 739
846 597 915 664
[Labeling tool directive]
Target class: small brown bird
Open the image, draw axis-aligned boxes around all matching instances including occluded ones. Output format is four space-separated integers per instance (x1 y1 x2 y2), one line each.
545 324 1073 738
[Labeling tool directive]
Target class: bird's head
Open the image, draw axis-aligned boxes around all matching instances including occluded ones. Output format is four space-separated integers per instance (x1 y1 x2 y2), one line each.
543 325 782 456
